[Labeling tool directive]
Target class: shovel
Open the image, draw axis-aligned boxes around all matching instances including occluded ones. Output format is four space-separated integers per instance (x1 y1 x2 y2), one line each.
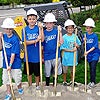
72 28 77 91
23 28 30 86
38 22 44 94
2 36 21 100
53 25 61 96
84 34 87 92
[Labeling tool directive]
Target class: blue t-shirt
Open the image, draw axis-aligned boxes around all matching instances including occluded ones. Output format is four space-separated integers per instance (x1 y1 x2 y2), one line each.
42 28 60 61
60 34 81 66
22 25 40 63
86 32 99 62
3 34 21 69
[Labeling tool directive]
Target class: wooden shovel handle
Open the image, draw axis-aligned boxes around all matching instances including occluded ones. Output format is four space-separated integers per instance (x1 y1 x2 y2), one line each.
84 34 87 92
23 28 30 86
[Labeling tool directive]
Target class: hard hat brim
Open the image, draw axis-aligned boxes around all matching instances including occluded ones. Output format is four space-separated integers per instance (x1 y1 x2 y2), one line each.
43 19 57 22
83 23 95 27
1 25 16 28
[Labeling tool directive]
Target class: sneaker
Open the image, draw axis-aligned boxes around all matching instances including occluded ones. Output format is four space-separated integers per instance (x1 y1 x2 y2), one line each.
88 82 95 88
67 81 78 87
67 81 72 86
63 82 67 86
36 86 40 90
18 88 24 94
4 94 11 100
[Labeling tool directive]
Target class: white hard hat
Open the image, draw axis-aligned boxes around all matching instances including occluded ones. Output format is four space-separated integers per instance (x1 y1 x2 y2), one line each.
1 18 16 28
64 19 76 28
83 18 95 27
43 13 57 22
27 8 39 19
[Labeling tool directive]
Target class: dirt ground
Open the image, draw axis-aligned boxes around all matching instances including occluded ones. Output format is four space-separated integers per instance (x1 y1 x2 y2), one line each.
0 82 100 100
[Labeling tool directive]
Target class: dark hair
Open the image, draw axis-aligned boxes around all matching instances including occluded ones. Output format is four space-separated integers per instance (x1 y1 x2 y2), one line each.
65 25 74 29
27 14 37 18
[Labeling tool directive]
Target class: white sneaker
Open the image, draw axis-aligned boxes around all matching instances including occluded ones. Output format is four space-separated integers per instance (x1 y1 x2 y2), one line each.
4 94 11 100
36 86 40 90
63 82 67 86
88 82 95 88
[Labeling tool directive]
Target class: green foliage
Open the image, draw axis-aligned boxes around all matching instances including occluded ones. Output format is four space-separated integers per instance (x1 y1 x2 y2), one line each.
69 0 99 7
0 0 7 4
0 68 2 86
71 5 100 27
43 0 52 3
0 0 44 5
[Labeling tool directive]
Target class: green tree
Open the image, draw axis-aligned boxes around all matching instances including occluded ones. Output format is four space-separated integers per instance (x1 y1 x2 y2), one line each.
43 0 52 3
21 0 43 4
0 0 8 4
69 0 99 7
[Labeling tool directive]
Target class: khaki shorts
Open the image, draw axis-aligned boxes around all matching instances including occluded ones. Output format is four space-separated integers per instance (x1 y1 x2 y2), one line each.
2 69 22 86
63 66 73 74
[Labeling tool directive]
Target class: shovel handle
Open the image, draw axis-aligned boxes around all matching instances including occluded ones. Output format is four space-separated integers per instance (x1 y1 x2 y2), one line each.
54 25 61 94
38 22 43 93
23 28 30 86
84 34 87 92
72 28 77 90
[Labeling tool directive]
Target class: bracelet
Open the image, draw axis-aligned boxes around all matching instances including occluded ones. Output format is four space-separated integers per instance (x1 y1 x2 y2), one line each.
9 63 12 67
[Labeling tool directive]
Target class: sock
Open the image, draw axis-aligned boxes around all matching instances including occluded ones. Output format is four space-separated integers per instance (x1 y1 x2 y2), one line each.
46 77 50 86
53 77 58 86
53 77 55 86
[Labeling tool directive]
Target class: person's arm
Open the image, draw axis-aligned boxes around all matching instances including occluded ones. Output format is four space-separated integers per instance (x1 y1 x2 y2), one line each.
0 32 3 50
59 26 63 45
85 34 98 55
7 53 15 71
26 40 36 45
86 47 95 55
38 22 44 42
62 47 77 52
74 35 81 48
0 39 2 50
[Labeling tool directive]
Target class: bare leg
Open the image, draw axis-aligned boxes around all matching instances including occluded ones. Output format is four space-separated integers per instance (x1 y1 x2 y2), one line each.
35 76 40 86
17 83 22 89
29 75 32 86
63 73 67 82
6 85 11 94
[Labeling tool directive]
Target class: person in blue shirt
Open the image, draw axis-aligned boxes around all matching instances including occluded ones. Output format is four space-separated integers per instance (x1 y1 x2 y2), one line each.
0 18 23 100
60 19 81 86
42 13 63 86
83 18 100 88
22 8 44 90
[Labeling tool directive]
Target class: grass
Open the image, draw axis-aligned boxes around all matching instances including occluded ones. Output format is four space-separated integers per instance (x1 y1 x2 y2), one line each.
0 60 100 86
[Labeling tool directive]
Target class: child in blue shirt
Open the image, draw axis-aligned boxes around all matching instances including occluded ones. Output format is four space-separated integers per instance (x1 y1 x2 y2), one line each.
22 8 44 89
43 13 63 86
0 18 23 100
60 19 81 86
83 18 100 88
